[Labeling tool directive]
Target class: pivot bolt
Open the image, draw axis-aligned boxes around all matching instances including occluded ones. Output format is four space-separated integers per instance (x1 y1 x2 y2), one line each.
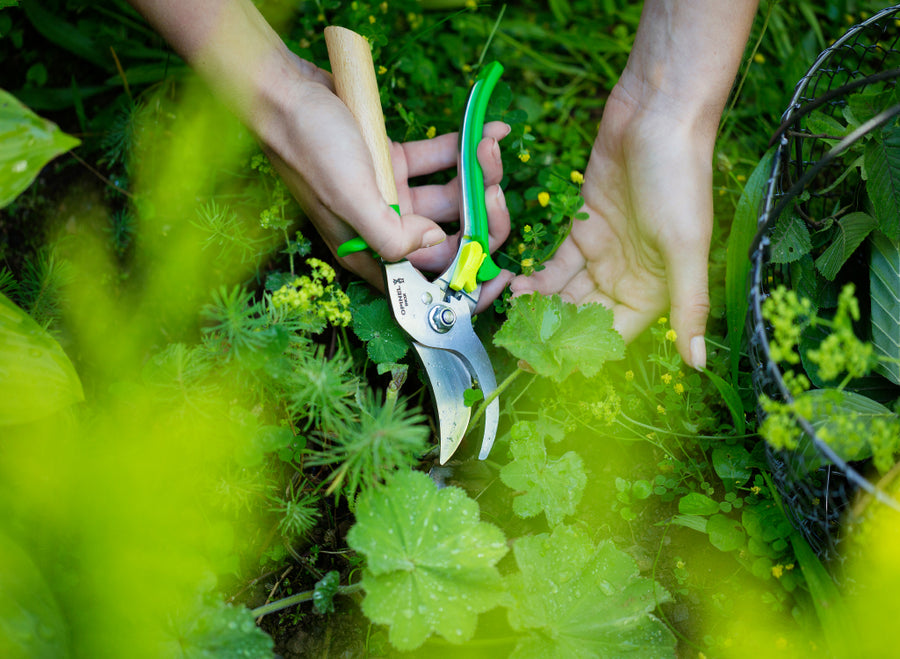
428 305 456 333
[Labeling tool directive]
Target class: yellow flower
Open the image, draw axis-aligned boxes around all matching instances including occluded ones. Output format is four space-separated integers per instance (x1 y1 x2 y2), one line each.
518 151 531 163
751 485 761 495
517 243 525 254
661 373 673 385
368 14 376 24
380 1 388 12
378 65 387 75
570 170 584 184
753 52 765 64
523 225 532 233
657 316 667 325
771 564 784 579
466 0 477 8
736 174 747 183
537 191 550 207
665 329 677 342
674 383 685 395
521 258 534 268
657 405 666 415
523 124 532 133
462 63 472 73
425 125 436 139
625 370 634 381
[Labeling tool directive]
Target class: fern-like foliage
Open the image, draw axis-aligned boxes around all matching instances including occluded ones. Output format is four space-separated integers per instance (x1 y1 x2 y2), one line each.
200 285 270 362
17 248 73 329
285 344 358 431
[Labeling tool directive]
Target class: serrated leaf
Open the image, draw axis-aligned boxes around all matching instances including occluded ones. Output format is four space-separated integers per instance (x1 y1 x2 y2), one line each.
0 89 80 208
804 109 853 139
0 292 83 425
864 124 900 240
346 470 507 651
494 293 624 382
869 230 900 384
815 212 877 280
499 425 586 526
504 525 675 659
351 298 408 364
769 213 812 264
312 571 340 615
726 148 774 382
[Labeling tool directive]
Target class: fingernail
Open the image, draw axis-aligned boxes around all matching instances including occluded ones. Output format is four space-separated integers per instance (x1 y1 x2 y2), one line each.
690 335 706 371
502 122 512 137
495 185 507 210
422 227 447 248
491 137 501 162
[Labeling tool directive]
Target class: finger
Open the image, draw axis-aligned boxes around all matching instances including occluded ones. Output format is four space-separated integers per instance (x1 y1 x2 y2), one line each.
475 269 514 313
407 135 505 220
354 204 448 263
664 239 711 370
402 121 510 179
509 239 586 297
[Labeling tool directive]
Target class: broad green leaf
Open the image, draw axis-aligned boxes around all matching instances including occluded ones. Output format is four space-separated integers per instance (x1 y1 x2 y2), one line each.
351 298 408 364
499 423 586 526
0 532 70 658
869 230 900 384
19 1 111 70
0 292 83 425
701 367 746 436
0 89 80 208
494 293 624 382
706 514 746 552
814 212 877 280
504 525 675 659
769 213 812 264
804 109 853 139
678 492 719 516
864 123 900 240
711 444 753 488
312 571 340 615
726 148 774 383
347 470 508 651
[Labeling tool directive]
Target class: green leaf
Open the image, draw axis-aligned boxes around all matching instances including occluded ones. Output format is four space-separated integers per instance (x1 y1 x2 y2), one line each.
701 367 746 436
346 470 508 651
19 0 112 70
814 212 877 280
769 213 812 264
312 571 340 615
864 124 900 240
706 514 746 552
494 293 624 382
499 424 586 526
711 445 753 489
805 109 853 139
504 525 676 659
726 148 774 383
678 492 719 516
0 89 80 209
0 292 83 425
669 514 708 533
351 298 408 364
869 230 900 384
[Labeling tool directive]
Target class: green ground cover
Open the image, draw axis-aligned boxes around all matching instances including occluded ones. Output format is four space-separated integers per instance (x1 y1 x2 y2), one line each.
2 1 899 657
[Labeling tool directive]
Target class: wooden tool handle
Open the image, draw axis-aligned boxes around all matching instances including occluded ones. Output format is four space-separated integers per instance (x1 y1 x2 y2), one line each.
324 26 398 207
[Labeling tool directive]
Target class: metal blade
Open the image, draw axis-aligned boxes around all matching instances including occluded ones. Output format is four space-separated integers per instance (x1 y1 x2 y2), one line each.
412 342 472 463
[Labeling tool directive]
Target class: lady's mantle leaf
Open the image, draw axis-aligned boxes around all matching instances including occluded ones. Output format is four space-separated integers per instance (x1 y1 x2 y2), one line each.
499 422 586 526
869 230 900 384
494 293 624 382
346 470 508 651
0 292 83 425
504 525 676 659
815 212 876 281
351 298 408 364
0 89 80 209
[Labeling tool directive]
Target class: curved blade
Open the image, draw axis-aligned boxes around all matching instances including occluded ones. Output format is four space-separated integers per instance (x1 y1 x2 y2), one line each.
413 343 472 463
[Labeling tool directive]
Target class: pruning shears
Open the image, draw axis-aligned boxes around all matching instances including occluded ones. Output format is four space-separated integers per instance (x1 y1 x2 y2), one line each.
324 26 502 464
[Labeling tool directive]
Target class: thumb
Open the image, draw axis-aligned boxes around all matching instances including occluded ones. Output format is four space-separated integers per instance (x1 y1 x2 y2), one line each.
354 204 446 262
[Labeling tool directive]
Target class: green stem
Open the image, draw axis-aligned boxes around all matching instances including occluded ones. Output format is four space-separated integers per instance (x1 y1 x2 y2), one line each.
469 367 526 428
250 582 363 619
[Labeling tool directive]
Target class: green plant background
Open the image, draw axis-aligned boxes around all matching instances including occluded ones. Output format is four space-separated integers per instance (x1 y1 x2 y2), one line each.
2 1 900 658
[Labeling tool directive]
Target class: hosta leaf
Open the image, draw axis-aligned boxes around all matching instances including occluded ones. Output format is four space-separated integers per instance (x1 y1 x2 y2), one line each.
0 292 83 425
494 293 624 382
864 123 900 240
346 470 508 651
499 423 586 526
351 298 408 364
869 230 900 384
504 525 675 659
769 213 812 264
0 89 80 208
814 212 877 280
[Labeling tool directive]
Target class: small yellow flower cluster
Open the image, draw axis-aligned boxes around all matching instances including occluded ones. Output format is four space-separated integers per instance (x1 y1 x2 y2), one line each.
520 258 534 269
518 151 531 163
272 258 351 327
753 52 765 64
465 0 477 9
661 373 673 385
537 191 550 207
625 370 634 381
378 65 388 75
673 383 685 395
425 125 437 139
406 12 423 29
570 170 584 185
665 329 677 342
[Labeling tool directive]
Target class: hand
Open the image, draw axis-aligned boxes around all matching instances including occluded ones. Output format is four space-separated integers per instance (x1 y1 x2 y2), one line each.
510 86 712 369
259 65 513 312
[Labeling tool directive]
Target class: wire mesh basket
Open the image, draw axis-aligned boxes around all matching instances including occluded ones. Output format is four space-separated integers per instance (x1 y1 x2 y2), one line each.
748 6 900 561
